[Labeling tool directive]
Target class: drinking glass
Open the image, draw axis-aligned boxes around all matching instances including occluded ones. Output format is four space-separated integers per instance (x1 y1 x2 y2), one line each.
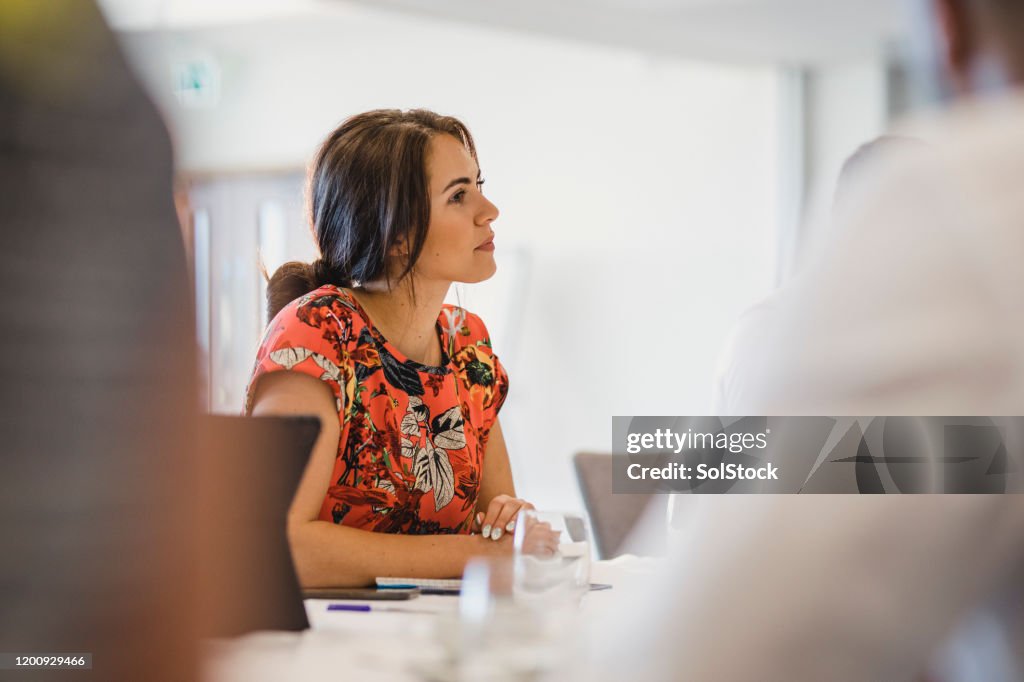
512 510 591 608
430 556 552 682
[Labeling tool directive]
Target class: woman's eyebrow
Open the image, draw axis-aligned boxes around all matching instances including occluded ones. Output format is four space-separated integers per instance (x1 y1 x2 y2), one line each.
442 176 472 192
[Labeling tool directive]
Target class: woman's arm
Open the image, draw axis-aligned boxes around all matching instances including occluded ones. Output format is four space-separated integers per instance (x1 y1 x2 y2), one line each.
474 419 535 541
477 420 515 500
251 371 509 587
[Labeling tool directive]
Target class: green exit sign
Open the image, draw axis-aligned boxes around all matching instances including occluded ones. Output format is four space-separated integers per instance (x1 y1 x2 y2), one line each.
173 56 221 108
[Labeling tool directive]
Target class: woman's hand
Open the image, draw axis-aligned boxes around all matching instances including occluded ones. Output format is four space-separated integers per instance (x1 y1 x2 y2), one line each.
517 515 561 557
471 512 561 558
474 494 534 541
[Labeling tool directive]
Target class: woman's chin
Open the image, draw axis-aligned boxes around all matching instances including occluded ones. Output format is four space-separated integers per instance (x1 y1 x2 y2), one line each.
460 261 498 284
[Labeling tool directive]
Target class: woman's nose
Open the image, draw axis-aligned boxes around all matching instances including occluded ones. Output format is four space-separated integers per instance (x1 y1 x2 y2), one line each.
478 196 499 225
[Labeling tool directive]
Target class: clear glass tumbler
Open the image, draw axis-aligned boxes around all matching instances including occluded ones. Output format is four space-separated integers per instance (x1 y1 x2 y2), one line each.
512 510 591 608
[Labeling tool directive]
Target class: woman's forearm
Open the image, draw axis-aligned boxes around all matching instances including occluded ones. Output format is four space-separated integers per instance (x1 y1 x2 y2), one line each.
288 518 508 588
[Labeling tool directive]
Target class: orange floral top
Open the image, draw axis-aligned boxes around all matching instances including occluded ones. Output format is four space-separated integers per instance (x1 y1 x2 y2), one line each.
245 285 509 535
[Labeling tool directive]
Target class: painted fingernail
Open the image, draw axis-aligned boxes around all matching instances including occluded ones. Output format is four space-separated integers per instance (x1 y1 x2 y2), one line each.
482 524 491 538
476 512 484 526
492 528 503 541
505 520 516 532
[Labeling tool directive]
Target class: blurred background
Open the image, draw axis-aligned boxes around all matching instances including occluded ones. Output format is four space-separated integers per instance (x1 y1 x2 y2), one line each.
97 0 919 511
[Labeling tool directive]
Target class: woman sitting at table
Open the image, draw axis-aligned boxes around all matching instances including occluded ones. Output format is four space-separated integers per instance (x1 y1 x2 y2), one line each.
247 109 554 587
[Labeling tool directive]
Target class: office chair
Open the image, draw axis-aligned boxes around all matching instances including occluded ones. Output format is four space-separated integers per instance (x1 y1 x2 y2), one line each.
573 452 664 560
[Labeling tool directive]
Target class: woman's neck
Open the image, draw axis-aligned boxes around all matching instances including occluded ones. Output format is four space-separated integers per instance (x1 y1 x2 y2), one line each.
351 276 451 366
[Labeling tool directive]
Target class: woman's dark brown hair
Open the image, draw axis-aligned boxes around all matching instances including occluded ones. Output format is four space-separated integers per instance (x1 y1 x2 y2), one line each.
266 109 477 320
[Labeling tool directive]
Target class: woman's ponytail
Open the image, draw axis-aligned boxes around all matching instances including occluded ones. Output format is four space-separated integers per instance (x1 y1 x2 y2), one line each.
265 261 315 321
265 258 352 321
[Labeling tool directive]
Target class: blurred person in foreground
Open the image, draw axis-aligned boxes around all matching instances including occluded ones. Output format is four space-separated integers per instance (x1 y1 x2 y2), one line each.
712 134 927 415
0 0 199 680
578 1 1024 680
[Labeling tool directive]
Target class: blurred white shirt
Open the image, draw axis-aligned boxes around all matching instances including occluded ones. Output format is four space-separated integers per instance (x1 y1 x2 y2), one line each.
719 94 1024 417
711 293 778 416
579 92 1024 682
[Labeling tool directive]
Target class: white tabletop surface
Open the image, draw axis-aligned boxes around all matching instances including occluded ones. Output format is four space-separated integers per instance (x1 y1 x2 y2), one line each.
203 556 658 682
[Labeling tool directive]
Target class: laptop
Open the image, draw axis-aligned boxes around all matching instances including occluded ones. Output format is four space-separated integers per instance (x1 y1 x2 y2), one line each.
199 415 320 637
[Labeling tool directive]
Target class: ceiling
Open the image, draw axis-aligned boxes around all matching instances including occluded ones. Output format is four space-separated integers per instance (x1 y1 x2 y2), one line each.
339 0 910 64
99 0 912 65
96 0 323 31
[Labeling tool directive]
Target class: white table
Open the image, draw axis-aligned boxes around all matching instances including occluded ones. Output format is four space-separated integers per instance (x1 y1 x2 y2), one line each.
204 556 657 681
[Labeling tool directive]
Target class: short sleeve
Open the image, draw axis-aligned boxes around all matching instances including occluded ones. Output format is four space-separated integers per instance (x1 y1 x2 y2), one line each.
448 309 509 439
244 292 353 416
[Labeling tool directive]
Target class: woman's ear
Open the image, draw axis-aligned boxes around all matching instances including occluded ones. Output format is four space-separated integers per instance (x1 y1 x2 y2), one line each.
387 236 410 258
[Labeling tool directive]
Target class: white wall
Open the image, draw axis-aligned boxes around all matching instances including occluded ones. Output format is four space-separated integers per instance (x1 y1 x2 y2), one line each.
797 60 889 268
122 3 782 511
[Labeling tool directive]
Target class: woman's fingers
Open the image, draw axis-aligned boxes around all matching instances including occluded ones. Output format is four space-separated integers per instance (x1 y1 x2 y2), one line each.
480 496 535 541
521 522 561 556
479 497 506 540
475 501 561 555
505 497 536 532
491 501 529 540
483 497 516 540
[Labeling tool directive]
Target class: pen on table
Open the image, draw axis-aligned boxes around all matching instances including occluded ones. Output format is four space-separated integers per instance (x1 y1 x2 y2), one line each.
326 603 430 614
328 604 372 612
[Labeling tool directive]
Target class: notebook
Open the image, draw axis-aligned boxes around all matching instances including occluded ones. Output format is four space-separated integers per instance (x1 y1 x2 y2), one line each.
376 577 462 593
375 577 613 593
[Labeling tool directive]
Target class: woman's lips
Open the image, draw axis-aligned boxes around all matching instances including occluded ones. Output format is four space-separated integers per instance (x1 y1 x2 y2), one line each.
476 239 495 252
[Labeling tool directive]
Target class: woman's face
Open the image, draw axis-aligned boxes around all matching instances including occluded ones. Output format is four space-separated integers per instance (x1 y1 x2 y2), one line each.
411 133 500 285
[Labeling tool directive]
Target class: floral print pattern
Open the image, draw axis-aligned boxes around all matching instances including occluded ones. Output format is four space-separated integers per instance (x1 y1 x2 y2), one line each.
245 285 508 535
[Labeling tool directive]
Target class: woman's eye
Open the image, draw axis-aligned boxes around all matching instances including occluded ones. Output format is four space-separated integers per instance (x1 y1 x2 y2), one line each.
449 190 465 204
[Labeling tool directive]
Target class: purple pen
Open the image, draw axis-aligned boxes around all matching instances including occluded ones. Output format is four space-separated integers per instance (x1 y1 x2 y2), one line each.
327 604 371 612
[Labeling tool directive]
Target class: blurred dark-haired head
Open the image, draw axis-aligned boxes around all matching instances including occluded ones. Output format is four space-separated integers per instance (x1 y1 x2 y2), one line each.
914 0 1024 99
